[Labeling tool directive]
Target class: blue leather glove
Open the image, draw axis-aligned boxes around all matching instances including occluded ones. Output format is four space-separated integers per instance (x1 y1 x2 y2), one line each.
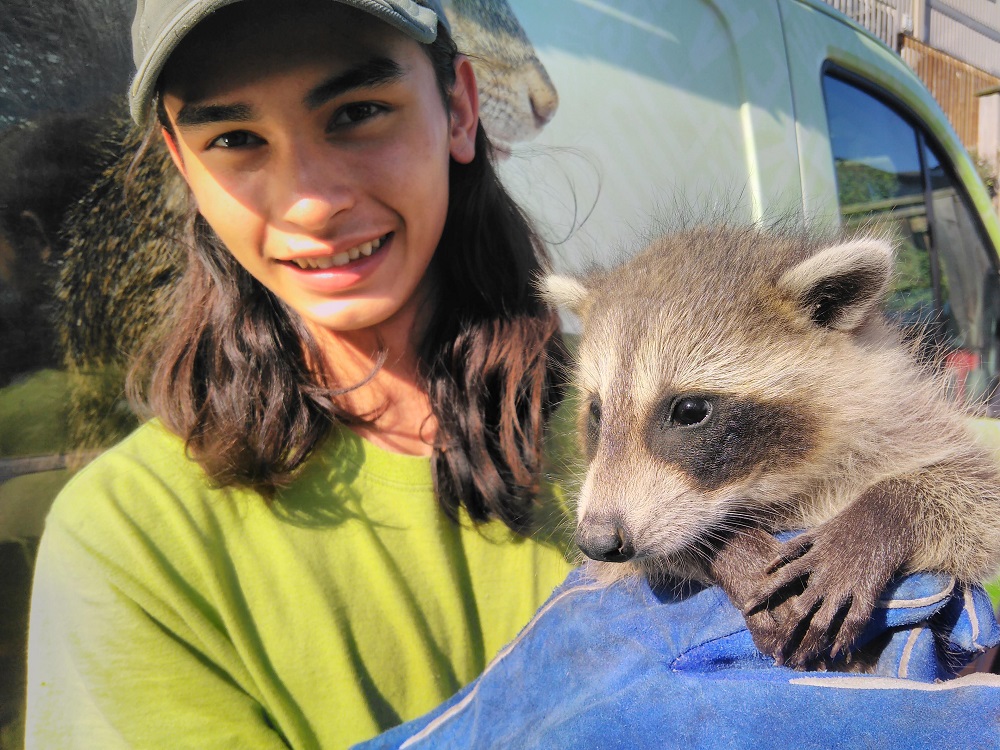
358 565 1000 749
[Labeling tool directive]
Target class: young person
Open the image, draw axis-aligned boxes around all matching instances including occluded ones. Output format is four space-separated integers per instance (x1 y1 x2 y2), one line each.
25 1 577 747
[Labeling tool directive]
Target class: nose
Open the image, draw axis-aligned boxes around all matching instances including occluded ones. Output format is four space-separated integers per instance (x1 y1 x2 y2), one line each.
576 514 636 563
528 72 558 128
277 142 355 233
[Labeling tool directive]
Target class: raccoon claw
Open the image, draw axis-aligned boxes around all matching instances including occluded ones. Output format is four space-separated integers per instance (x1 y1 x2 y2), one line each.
742 517 908 668
708 525 894 668
742 543 813 616
745 596 835 668
763 534 813 575
784 591 878 668
742 606 794 664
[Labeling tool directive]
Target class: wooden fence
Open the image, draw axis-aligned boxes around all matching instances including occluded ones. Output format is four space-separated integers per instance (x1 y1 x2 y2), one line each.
900 35 1000 153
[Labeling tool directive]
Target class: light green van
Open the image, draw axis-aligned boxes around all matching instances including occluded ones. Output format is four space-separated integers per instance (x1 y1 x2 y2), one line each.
2 0 1000 743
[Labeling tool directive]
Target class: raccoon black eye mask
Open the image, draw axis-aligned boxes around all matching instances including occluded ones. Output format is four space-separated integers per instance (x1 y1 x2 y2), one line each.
585 389 817 491
643 391 817 491
540 224 1000 670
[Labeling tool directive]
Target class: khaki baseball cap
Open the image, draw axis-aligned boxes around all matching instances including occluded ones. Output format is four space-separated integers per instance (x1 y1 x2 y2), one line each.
129 0 449 123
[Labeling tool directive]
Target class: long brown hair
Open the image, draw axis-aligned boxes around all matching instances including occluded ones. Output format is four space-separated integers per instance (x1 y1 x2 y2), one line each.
128 24 568 534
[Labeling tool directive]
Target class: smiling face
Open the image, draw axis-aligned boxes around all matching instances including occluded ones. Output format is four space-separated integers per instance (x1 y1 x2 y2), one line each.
158 0 477 346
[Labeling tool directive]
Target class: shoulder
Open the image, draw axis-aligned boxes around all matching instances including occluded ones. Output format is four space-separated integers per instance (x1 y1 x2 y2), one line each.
42 420 246 555
50 420 212 506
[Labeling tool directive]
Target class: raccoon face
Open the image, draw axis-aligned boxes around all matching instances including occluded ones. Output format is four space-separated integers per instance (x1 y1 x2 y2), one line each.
576 386 818 564
540 228 896 567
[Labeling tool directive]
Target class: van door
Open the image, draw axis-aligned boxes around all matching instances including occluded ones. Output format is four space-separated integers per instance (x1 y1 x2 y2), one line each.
779 0 1000 414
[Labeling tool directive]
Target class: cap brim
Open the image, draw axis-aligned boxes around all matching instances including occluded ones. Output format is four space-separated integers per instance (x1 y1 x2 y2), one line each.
129 0 441 124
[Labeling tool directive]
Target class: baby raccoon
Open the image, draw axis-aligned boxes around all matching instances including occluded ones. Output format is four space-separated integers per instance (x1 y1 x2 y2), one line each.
541 224 1000 669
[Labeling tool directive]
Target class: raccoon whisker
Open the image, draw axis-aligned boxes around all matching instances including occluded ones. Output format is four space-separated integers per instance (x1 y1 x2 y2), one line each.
717 512 763 530
699 526 740 549
645 564 697 596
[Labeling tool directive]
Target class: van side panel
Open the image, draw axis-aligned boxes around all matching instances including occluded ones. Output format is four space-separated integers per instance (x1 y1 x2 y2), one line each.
502 0 801 271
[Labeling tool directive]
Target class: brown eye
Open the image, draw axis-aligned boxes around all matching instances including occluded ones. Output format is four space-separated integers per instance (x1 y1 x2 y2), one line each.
670 397 711 427
208 130 263 149
331 102 386 128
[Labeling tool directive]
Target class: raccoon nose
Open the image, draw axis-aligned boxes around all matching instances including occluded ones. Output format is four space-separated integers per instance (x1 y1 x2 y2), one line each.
576 516 636 563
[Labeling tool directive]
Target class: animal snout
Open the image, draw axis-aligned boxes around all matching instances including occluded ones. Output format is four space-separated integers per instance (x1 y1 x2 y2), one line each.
576 514 636 563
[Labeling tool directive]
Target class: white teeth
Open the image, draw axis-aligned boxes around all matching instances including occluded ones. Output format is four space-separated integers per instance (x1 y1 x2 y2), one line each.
290 234 387 270
293 256 336 270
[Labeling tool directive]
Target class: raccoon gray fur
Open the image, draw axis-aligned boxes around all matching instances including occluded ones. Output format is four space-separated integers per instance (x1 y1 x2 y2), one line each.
0 113 120 386
53 112 189 453
443 0 559 145
541 224 1000 669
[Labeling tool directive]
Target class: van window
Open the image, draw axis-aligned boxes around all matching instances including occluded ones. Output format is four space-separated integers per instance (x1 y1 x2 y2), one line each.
823 73 1000 411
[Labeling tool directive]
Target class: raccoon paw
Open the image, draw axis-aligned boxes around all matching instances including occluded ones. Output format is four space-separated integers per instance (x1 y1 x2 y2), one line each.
707 529 800 660
741 598 807 664
708 527 782 608
742 521 906 669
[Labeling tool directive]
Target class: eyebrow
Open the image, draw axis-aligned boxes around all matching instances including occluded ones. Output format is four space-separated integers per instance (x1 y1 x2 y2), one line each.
175 102 254 127
174 56 406 128
304 56 406 110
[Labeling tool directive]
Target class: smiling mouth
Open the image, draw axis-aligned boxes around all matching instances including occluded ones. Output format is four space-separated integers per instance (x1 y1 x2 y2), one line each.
288 232 391 270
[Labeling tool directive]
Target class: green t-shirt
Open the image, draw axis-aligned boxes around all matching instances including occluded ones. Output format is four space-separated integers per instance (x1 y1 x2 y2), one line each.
26 420 577 749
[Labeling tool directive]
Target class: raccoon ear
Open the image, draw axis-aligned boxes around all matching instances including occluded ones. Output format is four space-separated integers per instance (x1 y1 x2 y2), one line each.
537 273 592 316
778 238 893 331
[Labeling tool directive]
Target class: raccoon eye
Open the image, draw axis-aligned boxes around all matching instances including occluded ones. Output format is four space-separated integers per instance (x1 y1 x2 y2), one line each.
588 398 602 432
584 397 602 456
670 396 712 427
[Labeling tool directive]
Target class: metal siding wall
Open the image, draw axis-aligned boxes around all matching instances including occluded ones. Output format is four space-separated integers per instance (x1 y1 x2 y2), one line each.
926 7 1000 78
931 0 1000 29
819 0 1000 77
823 0 907 46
